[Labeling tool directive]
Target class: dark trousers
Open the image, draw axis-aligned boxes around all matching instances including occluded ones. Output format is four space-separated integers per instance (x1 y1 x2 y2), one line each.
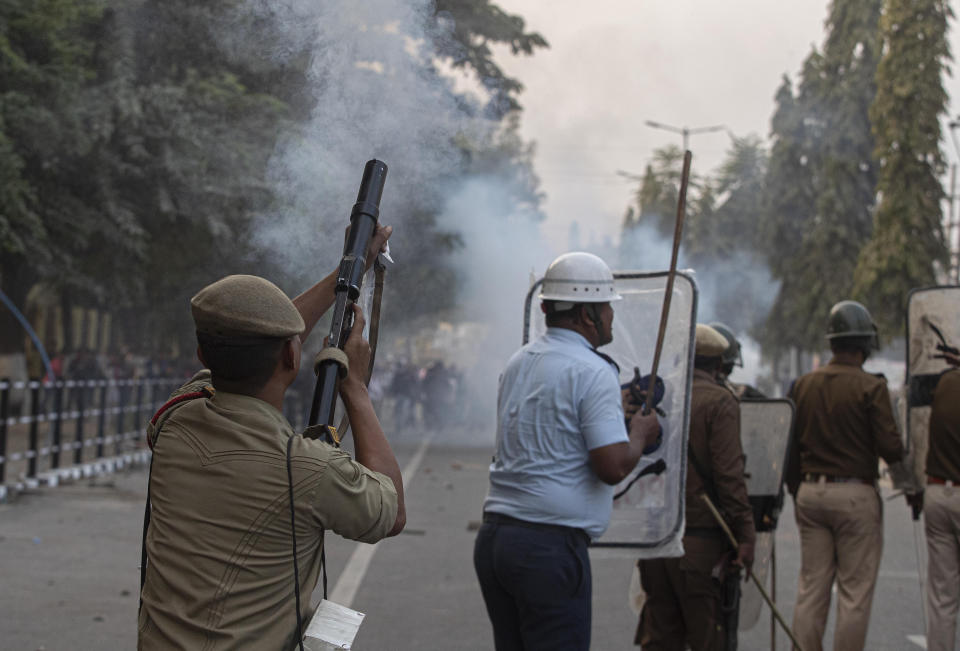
473 516 592 651
635 536 728 650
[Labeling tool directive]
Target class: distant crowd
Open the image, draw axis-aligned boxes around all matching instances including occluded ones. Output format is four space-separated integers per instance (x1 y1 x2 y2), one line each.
287 356 469 434
31 349 198 384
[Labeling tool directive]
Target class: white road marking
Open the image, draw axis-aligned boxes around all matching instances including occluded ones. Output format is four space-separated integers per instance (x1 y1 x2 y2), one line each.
329 436 433 607
907 634 927 648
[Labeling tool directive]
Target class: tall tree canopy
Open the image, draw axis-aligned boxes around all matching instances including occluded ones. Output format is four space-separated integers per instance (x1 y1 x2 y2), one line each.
760 74 820 356
619 137 772 334
434 0 548 118
0 0 107 351
0 0 549 359
760 0 882 355
853 0 952 335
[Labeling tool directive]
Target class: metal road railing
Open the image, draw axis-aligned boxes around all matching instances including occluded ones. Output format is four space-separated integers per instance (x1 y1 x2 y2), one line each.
0 377 180 499
0 376 311 502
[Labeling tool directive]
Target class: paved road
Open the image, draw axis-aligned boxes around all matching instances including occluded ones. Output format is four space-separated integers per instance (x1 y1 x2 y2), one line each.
0 436 940 650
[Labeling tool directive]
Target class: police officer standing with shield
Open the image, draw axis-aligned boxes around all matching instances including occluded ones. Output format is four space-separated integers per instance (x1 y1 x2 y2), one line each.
139 227 406 649
474 252 661 651
635 324 755 650
785 300 904 651
920 349 960 651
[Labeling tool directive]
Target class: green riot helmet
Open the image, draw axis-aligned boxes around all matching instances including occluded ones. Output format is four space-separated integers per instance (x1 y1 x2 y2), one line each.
709 321 743 368
826 300 879 350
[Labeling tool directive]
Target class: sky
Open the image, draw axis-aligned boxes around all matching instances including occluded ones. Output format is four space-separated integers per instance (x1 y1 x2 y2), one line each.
491 0 960 254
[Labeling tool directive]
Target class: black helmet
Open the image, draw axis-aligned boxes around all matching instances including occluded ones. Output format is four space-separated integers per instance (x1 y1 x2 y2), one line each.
826 300 879 350
709 321 743 367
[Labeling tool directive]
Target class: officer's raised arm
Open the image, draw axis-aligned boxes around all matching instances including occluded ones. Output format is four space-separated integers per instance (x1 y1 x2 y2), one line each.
339 302 405 536
293 223 392 342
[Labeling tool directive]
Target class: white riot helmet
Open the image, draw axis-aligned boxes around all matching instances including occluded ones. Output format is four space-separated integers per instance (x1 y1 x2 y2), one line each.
539 252 622 307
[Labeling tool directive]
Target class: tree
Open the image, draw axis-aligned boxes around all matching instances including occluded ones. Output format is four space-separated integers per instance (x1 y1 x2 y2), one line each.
853 0 952 335
816 0 882 255
701 134 768 257
617 147 684 270
433 0 548 118
617 138 772 334
761 0 883 354
2 0 551 360
0 0 106 352
84 1 292 349
760 75 820 356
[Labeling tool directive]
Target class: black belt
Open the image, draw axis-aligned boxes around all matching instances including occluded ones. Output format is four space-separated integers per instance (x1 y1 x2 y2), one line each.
803 473 874 485
482 512 590 545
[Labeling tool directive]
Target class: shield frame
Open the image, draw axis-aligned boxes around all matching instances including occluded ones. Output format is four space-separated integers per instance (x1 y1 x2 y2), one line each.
903 285 960 422
522 270 698 550
899 285 960 493
736 397 795 631
738 397 795 530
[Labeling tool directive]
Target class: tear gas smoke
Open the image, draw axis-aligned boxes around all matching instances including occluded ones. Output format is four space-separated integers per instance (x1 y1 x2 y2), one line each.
214 1 555 444
432 176 554 443
617 221 780 389
231 0 483 272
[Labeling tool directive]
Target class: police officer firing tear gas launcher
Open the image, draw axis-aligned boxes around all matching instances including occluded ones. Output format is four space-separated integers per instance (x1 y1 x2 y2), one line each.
138 160 404 651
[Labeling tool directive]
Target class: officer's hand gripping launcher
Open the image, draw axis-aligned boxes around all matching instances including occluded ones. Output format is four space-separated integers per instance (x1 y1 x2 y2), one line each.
307 159 388 444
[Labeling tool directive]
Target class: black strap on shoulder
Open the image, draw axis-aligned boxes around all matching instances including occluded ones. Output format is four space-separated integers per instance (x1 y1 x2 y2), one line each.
286 434 328 650
286 436 307 651
591 348 620 374
138 454 154 612
139 386 212 612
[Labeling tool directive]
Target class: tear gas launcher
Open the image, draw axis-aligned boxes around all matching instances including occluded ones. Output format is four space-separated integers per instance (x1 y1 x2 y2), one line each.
307 159 388 444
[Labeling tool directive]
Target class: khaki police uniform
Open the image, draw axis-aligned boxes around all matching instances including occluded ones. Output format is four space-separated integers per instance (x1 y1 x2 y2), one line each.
786 359 903 651
636 327 755 650
138 275 399 650
924 368 960 651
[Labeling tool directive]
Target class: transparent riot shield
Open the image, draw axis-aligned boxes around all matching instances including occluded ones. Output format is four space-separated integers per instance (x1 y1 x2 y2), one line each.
523 271 697 556
903 285 960 491
736 399 794 631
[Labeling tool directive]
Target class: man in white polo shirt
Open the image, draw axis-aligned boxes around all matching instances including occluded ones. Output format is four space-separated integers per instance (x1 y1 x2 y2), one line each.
473 252 661 651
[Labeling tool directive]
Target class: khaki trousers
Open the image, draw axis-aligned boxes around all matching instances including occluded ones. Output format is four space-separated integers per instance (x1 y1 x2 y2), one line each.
925 483 960 651
792 481 882 651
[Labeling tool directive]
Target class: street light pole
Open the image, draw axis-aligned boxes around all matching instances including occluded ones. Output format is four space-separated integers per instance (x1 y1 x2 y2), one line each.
644 119 727 151
948 118 960 283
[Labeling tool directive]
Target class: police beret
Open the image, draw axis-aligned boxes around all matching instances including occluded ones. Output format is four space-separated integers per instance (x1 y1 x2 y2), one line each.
695 323 728 358
191 275 305 338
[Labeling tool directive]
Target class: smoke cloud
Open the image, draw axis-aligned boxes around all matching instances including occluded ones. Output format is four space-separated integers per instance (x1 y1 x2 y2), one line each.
433 176 555 441
226 0 490 273
212 1 557 443
617 221 781 388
